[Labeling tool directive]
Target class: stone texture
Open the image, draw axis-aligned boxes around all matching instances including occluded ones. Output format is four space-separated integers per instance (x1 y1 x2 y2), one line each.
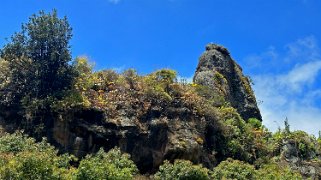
281 139 321 179
193 43 262 121
46 99 222 173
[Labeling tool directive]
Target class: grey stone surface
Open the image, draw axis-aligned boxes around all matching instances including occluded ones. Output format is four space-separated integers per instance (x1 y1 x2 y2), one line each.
193 43 262 121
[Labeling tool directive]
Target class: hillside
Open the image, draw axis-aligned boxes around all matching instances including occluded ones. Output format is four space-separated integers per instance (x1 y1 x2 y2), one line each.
0 10 321 180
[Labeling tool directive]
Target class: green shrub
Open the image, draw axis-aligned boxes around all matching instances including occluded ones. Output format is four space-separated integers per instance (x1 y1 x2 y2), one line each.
0 131 36 154
289 131 317 159
73 56 95 92
0 132 73 179
155 69 177 84
271 130 317 159
142 69 177 101
155 160 210 180
248 118 262 129
75 148 138 180
255 163 302 180
211 158 257 180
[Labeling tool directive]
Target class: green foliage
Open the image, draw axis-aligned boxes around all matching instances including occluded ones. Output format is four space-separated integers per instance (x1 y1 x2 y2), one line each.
248 118 262 129
155 160 210 180
289 131 317 159
194 84 226 107
256 163 302 180
123 68 139 89
212 158 257 180
94 69 120 89
271 129 317 159
75 148 138 180
142 69 177 101
213 71 227 85
0 132 139 180
155 69 177 84
50 57 95 111
218 107 253 161
73 56 95 91
216 107 271 164
0 10 319 180
212 159 303 180
1 9 74 103
0 132 73 180
1 151 61 180
0 131 37 153
317 133 321 153
0 10 76 138
0 58 10 91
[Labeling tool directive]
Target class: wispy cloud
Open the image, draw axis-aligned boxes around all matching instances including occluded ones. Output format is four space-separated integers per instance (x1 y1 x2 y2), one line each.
280 61 321 92
108 0 121 5
246 36 321 136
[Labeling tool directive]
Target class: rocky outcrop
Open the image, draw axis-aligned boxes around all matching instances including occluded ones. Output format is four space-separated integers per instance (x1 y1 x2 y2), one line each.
0 43 263 174
281 139 321 179
47 98 223 173
193 43 262 121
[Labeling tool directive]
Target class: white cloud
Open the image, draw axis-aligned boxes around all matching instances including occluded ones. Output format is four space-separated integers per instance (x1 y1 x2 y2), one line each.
284 36 320 63
249 36 321 136
108 0 121 4
280 61 321 92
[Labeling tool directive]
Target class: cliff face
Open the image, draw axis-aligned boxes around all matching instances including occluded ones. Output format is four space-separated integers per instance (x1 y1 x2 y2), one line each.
193 43 262 121
0 44 263 174
45 44 264 173
48 99 222 173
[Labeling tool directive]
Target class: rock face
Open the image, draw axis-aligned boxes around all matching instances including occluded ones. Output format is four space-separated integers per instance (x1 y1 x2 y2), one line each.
0 43 263 174
193 43 262 121
47 100 222 173
281 139 321 179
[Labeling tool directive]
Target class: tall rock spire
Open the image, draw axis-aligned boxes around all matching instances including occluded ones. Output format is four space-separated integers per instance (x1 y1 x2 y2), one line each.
193 43 262 121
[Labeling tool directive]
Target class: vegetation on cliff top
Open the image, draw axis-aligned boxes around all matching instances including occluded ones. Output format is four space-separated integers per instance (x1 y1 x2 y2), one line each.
1 10 321 179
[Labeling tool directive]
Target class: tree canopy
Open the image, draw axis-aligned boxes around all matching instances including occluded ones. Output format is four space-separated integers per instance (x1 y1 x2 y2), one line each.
0 10 74 107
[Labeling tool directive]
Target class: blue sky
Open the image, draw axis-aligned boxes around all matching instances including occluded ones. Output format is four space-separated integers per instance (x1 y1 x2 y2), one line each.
1 0 321 135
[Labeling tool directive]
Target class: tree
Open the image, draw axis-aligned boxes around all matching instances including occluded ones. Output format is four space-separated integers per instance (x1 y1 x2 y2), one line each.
284 117 290 134
0 10 74 106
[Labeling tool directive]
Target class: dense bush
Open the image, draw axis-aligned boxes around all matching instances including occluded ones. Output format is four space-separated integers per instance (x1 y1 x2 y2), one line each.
155 160 210 180
212 158 257 180
256 163 302 180
0 132 138 180
0 132 73 179
142 69 177 101
75 148 138 180
271 128 317 159
212 158 302 180
248 118 262 129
